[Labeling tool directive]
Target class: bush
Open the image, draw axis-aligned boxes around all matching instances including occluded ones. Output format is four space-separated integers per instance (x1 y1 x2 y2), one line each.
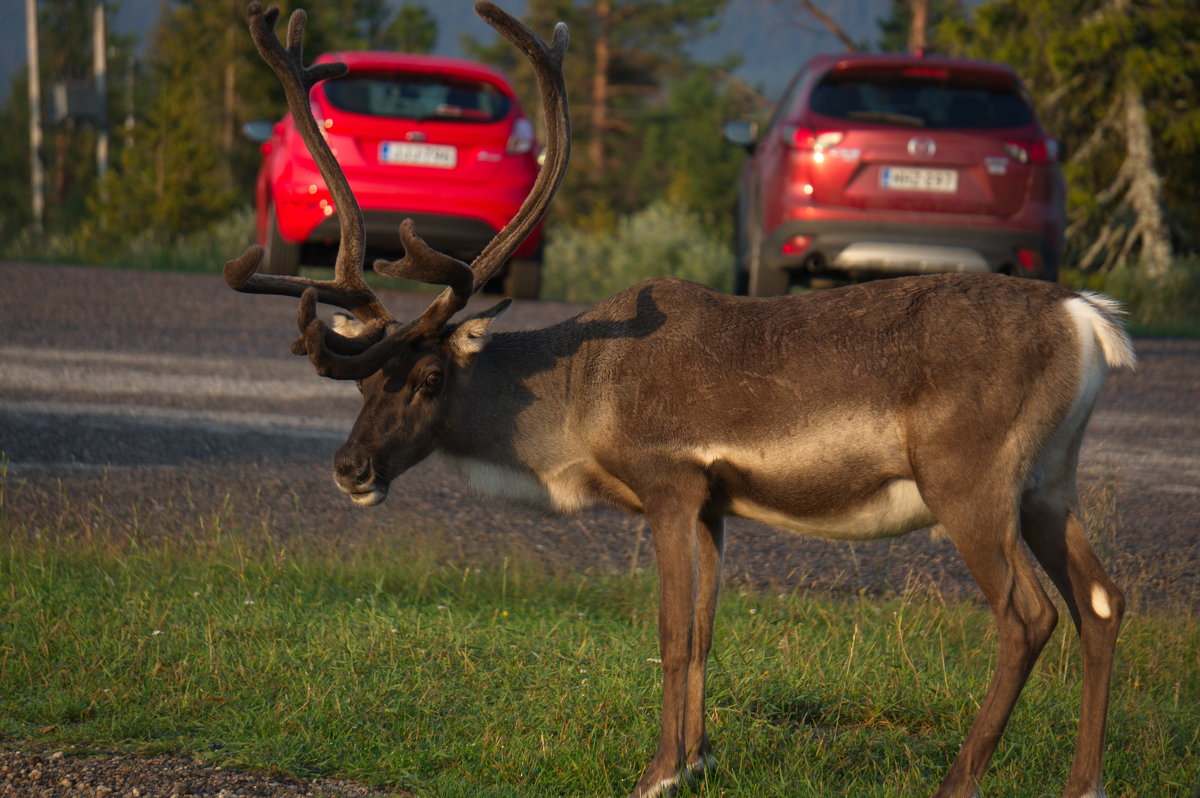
1061 256 1200 335
541 201 733 303
2 207 257 274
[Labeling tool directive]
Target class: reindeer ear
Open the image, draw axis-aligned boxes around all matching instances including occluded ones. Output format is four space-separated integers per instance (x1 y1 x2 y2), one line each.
446 299 511 358
331 311 368 338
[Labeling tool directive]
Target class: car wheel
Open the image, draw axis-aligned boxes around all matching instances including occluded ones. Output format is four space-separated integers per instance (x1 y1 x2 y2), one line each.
502 259 542 300
746 218 790 297
262 201 300 276
733 202 751 296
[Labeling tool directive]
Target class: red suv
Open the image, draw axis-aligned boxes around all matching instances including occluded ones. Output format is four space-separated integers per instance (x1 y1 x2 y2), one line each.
247 52 545 298
724 53 1065 295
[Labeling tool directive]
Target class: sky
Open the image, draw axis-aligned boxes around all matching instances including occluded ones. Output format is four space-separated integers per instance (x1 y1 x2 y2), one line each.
2 0 896 109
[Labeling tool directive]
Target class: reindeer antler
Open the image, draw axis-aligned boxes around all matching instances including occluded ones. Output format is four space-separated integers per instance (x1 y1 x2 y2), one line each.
224 1 570 379
225 3 388 326
370 1 571 337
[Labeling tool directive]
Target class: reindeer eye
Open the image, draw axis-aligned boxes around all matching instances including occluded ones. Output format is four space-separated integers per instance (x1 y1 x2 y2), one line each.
422 370 444 392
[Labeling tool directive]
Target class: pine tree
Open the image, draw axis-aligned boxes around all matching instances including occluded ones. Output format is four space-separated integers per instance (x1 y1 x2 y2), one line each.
90 0 406 251
378 4 439 53
876 0 968 53
465 0 729 221
939 0 1200 275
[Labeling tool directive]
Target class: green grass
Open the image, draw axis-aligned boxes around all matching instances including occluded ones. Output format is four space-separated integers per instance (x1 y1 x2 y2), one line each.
1 510 1197 798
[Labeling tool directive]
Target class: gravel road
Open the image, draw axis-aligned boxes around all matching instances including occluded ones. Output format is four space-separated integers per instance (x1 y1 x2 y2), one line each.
1 261 1198 796
1 261 1197 610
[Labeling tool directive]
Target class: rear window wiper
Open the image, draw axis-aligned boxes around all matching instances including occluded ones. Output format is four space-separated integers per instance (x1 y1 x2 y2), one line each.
847 110 926 127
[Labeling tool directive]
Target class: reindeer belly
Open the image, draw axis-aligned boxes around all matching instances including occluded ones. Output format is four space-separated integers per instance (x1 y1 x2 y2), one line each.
695 437 933 541
729 478 935 540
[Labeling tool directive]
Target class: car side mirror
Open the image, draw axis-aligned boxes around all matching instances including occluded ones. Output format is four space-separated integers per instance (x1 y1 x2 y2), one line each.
722 119 759 152
242 120 275 144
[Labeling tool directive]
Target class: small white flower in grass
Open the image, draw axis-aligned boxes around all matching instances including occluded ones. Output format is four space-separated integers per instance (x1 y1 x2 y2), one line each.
244 599 255 606
151 630 163 636
437 604 449 611
390 629 399 634
646 657 662 664
749 608 757 615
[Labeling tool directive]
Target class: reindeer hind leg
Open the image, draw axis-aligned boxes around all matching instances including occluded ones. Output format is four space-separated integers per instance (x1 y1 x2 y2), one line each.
1021 485 1123 798
923 484 1059 798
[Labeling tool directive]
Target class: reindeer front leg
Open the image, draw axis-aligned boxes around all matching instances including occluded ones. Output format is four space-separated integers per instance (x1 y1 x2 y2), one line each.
630 490 705 798
683 508 725 779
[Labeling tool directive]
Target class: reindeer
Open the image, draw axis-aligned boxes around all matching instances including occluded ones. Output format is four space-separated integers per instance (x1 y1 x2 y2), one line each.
225 4 1134 797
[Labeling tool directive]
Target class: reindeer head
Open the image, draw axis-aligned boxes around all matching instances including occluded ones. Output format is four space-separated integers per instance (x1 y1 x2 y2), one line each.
224 2 569 505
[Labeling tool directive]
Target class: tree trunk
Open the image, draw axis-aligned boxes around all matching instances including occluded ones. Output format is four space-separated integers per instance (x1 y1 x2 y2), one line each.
908 0 929 53
223 0 237 193
1120 82 1172 280
797 0 857 51
589 0 612 182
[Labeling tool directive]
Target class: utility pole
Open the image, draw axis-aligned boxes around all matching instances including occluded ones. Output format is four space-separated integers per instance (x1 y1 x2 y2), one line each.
94 1 109 201
25 0 44 236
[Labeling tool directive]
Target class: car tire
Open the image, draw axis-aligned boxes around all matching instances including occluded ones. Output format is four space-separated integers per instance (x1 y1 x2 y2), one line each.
262 202 301 276
733 199 751 296
745 216 790 297
502 259 542 300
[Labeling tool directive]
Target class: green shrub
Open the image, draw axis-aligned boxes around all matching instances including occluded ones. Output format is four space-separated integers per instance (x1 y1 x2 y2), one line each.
2 207 256 274
1061 256 1200 335
542 200 733 303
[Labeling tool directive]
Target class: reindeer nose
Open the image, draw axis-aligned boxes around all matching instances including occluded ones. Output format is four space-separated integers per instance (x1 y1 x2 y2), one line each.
333 451 374 493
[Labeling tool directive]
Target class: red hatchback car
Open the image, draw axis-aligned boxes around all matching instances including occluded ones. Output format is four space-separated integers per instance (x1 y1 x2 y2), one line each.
247 51 545 298
724 53 1065 295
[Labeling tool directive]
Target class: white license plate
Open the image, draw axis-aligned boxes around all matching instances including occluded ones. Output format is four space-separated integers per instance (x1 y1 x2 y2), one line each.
881 166 958 193
379 141 457 168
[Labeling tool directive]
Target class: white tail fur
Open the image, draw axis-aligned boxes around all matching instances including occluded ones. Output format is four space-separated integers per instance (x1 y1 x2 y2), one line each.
1070 292 1138 370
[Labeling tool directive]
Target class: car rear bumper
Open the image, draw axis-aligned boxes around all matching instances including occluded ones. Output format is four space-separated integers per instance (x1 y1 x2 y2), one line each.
271 162 543 260
307 210 542 260
763 218 1060 280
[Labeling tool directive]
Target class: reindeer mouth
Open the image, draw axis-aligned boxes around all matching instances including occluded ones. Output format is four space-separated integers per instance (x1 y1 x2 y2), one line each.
349 488 388 507
334 460 389 507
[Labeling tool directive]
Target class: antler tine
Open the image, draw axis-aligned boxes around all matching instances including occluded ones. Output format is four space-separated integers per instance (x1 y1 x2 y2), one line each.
223 2 392 327
468 1 570 292
292 288 406 379
371 220 476 338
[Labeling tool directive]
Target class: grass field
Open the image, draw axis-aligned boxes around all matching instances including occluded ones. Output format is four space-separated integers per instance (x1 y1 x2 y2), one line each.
1 490 1197 798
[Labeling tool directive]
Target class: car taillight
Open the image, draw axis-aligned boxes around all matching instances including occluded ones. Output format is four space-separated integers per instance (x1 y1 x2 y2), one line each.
784 126 844 152
781 235 812 256
506 117 535 155
1003 137 1059 164
901 66 948 80
1016 248 1043 274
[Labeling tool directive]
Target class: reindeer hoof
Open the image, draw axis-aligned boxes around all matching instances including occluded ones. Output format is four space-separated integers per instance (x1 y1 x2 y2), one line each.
628 776 679 798
685 753 717 781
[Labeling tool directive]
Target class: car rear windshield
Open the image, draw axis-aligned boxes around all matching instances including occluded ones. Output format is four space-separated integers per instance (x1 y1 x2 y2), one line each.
809 71 1034 129
324 73 512 123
